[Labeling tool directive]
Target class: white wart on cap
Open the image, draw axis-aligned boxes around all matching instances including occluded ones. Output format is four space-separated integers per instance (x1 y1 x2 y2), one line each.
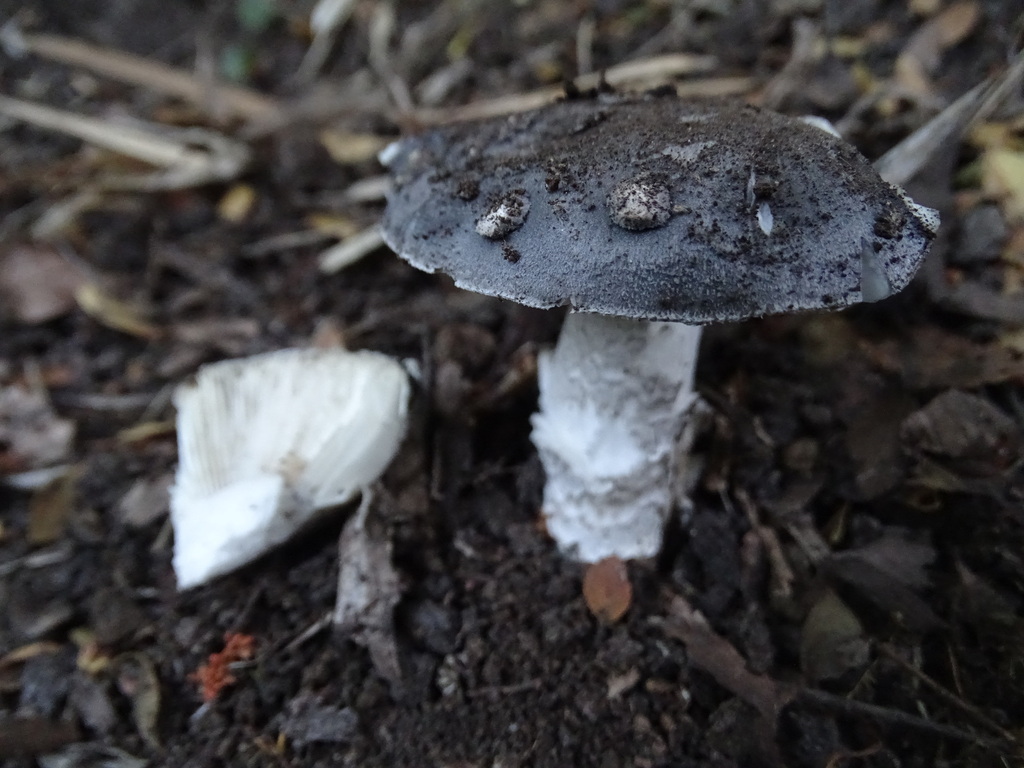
380 93 937 323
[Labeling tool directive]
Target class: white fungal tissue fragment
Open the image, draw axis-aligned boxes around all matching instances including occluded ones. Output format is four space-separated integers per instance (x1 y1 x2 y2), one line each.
799 115 842 138
606 176 673 231
746 168 758 208
859 240 892 302
757 202 774 235
170 347 410 589
660 141 716 165
475 189 530 239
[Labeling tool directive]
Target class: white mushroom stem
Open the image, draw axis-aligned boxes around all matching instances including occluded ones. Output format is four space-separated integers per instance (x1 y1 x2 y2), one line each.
529 313 703 561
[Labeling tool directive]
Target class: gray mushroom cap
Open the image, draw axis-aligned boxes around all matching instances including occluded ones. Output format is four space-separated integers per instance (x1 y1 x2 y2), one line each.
380 93 938 324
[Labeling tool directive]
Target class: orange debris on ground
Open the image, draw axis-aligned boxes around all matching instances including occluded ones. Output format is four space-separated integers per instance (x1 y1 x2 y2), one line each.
190 632 256 702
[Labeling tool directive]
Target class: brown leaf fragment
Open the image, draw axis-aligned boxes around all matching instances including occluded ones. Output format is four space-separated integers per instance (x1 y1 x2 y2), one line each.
88 587 144 646
825 531 943 632
216 183 256 223
0 243 87 324
170 318 260 349
800 591 869 684
901 390 1021 477
114 652 161 749
0 717 80 759
333 495 405 692
983 149 1024 224
0 384 75 474
27 470 76 545
319 130 389 165
844 389 915 499
895 1 980 96
583 556 632 624
74 283 160 340
869 326 1024 389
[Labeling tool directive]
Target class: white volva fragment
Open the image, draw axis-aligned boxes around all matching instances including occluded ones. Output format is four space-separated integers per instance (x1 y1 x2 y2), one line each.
757 202 774 235
530 314 703 561
170 347 410 589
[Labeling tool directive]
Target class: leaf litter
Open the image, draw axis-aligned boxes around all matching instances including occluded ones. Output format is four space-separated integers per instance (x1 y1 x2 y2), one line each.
1 1 1024 766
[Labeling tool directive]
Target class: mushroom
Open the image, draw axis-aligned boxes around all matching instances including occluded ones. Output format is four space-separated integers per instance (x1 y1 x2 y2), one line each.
380 91 938 562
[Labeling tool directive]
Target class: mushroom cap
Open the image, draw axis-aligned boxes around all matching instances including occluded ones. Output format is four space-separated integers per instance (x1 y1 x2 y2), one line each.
381 93 938 323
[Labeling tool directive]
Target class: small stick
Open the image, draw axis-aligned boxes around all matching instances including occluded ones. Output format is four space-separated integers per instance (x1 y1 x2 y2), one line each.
878 643 1019 744
0 95 249 190
412 59 751 127
17 32 281 122
797 688 1002 747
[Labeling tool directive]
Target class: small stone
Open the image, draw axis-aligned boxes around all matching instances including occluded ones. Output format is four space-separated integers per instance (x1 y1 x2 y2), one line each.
606 177 672 231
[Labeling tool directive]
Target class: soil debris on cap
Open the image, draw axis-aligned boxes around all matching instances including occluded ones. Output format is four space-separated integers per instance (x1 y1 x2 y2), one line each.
606 176 673 231
381 94 937 323
475 189 531 239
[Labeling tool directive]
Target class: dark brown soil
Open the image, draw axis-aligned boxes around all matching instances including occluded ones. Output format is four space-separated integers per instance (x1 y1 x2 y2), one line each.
2 2 1024 767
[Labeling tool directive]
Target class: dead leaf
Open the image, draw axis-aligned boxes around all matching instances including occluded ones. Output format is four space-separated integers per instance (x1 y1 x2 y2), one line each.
319 130 389 165
800 591 869 684
0 717 80 760
116 420 175 445
844 389 915 499
334 494 405 693
116 474 172 528
318 227 386 274
216 183 256 223
0 243 87 324
826 531 942 632
0 642 64 671
71 628 111 675
901 390 1021 477
983 149 1024 224
909 0 942 15
27 469 76 545
0 384 75 474
582 556 632 624
305 212 361 239
170 317 260 356
895 1 980 96
867 326 1024 389
74 283 160 340
114 652 161 749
